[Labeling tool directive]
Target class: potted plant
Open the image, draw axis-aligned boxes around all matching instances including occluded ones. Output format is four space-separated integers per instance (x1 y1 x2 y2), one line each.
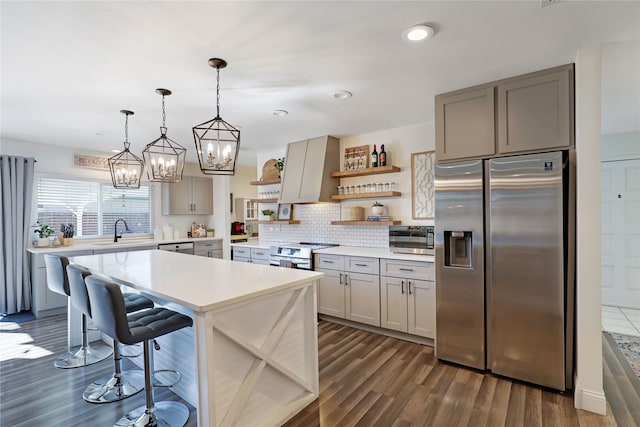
34 221 55 247
206 228 215 237
371 201 384 215
275 157 285 176
260 209 275 221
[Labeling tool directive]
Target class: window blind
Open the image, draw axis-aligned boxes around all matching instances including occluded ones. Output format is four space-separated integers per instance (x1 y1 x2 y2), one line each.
35 177 151 238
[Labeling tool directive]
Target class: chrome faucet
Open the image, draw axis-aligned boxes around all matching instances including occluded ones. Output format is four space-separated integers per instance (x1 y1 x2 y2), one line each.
114 218 130 242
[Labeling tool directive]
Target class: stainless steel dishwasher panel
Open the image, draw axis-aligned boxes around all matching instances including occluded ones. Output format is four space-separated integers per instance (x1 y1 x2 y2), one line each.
157 242 195 255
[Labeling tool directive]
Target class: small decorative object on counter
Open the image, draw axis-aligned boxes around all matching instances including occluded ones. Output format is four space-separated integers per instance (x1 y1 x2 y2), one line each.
34 221 55 247
191 223 207 238
371 144 378 168
206 228 215 237
379 144 386 166
371 201 384 215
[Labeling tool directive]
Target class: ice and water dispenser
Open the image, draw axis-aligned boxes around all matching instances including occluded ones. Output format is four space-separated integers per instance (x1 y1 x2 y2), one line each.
444 231 473 268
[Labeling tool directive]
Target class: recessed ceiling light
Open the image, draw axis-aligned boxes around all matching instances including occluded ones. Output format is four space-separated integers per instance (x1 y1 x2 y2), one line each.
272 110 289 116
331 90 352 100
402 24 435 42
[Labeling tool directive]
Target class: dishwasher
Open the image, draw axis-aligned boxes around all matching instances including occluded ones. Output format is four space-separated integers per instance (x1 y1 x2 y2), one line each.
157 242 194 255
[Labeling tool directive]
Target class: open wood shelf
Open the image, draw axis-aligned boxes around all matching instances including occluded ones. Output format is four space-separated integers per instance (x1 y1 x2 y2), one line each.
257 220 301 225
330 165 400 178
330 191 401 201
249 198 278 203
330 220 401 226
250 178 281 186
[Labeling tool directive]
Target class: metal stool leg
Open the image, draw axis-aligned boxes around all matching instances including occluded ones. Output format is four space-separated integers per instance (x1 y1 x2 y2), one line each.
115 340 189 427
54 310 112 369
82 340 145 403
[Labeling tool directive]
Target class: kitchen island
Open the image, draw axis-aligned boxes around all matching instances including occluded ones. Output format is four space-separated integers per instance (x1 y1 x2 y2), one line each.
71 249 323 427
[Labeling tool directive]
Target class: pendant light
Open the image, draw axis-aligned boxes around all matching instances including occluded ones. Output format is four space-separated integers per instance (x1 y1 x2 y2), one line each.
142 89 186 183
192 58 240 175
108 110 144 189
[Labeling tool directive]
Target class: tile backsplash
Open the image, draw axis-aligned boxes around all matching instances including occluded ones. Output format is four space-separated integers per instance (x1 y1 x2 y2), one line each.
258 204 388 247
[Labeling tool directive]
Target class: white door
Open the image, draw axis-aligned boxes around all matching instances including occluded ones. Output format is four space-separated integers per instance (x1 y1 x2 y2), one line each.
601 159 640 309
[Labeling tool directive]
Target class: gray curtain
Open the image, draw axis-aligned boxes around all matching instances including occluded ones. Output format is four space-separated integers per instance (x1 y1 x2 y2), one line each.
1 155 35 314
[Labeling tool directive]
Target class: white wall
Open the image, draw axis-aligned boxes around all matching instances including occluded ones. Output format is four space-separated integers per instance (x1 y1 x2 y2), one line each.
602 131 640 161
0 138 240 247
255 123 435 246
574 45 606 415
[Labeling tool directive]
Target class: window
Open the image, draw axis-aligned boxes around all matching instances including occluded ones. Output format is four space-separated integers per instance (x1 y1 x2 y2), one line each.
35 177 152 238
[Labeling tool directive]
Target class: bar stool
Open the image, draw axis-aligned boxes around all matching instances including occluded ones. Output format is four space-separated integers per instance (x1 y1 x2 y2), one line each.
66 264 155 403
85 275 193 427
44 254 112 368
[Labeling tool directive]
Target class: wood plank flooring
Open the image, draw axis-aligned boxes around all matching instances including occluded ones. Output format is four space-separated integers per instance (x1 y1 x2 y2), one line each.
1 315 637 426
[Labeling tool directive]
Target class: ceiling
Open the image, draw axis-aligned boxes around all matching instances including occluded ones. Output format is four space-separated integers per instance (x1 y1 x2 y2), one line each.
2 1 639 167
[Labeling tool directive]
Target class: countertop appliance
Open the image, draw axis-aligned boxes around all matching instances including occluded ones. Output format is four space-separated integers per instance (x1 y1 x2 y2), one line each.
435 150 575 391
157 241 195 255
389 225 434 255
231 222 245 235
269 242 339 270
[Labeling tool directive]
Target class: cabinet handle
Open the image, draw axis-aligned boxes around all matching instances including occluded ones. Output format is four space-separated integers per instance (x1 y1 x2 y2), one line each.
339 273 343 285
401 280 405 294
408 280 413 295
255 252 264 255
323 260 334 264
399 268 414 272
354 263 368 267
344 273 349 285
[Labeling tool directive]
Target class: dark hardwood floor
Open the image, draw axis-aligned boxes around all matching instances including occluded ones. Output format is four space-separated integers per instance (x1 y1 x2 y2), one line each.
1 315 637 426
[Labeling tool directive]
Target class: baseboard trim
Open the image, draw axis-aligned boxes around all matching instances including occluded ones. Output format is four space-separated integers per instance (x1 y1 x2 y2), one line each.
318 314 433 346
574 383 607 415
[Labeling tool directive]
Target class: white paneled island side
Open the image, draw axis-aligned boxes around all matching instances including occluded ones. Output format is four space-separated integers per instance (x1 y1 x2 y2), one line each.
70 249 323 427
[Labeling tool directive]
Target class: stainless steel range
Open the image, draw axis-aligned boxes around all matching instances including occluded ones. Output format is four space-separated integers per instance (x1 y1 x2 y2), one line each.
269 242 338 270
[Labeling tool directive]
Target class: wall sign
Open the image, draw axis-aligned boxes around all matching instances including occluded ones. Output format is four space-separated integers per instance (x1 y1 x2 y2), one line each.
411 151 435 220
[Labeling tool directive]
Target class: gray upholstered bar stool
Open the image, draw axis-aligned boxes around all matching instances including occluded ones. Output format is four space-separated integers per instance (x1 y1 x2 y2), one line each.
44 254 112 368
85 275 193 427
66 264 155 403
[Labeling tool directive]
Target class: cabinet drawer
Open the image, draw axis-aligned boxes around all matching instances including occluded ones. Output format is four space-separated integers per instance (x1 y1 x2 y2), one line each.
233 256 251 263
381 259 434 281
250 248 270 261
345 256 379 275
194 240 221 251
315 254 344 271
233 247 250 258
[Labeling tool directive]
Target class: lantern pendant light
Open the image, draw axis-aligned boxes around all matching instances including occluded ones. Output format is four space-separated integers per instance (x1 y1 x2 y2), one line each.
108 110 144 189
192 58 240 175
142 89 186 183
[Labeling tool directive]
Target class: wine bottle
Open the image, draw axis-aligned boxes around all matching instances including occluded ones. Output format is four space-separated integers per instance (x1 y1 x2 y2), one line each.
379 144 386 167
371 144 378 168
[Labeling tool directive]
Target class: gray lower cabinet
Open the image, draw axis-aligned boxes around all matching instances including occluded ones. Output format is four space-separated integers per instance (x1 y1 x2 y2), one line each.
380 259 435 339
435 64 574 162
30 249 92 319
194 240 222 258
315 254 380 327
231 246 270 264
162 176 213 215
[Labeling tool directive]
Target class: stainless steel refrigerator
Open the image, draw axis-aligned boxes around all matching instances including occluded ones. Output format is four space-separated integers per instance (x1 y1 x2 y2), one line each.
434 150 575 391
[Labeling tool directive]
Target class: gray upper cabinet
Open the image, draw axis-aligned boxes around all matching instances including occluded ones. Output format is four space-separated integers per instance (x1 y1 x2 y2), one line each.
435 64 574 162
279 136 340 204
162 175 213 215
435 86 495 161
497 65 573 154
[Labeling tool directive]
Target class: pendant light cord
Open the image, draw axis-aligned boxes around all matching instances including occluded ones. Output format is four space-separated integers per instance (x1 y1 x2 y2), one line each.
161 94 167 135
123 112 130 150
216 66 221 118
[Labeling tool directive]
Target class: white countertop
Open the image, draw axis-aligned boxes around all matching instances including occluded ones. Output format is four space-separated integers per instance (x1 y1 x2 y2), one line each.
27 236 222 254
230 238 272 249
313 245 435 263
70 249 323 312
